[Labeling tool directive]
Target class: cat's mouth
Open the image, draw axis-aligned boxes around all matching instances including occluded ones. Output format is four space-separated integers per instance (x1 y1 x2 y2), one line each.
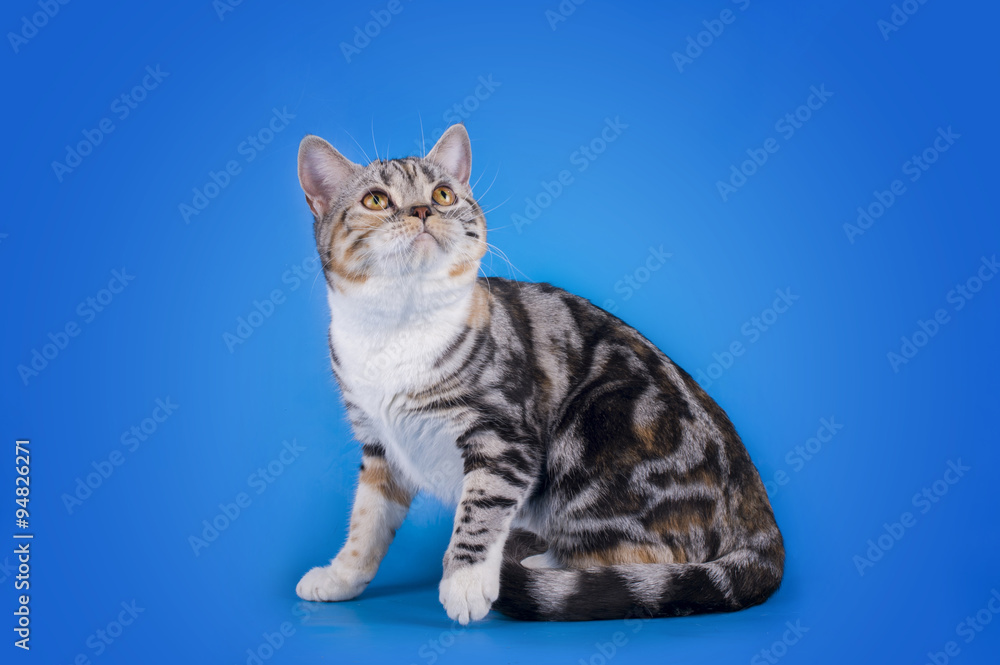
413 231 440 247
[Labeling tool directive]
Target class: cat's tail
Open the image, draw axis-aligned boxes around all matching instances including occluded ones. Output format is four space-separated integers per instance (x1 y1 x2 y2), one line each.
493 529 783 621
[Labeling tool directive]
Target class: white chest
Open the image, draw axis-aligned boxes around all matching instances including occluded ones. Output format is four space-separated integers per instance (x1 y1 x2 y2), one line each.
341 374 466 504
378 404 466 505
329 325 467 505
325 281 476 505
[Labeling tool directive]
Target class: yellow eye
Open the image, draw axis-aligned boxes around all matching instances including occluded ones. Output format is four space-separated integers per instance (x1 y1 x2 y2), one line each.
432 186 456 206
362 191 392 210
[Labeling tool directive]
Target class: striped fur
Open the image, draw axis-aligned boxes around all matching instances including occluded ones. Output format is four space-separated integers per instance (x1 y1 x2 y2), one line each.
295 125 783 623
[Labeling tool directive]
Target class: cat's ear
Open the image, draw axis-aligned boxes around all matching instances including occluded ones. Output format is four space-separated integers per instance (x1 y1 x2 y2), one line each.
298 135 359 219
425 124 472 185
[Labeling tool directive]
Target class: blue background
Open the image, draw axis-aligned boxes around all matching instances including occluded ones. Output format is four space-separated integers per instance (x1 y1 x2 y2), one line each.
3 0 998 663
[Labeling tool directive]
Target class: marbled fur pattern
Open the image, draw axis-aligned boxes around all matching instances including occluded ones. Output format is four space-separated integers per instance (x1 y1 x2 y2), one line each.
294 125 783 623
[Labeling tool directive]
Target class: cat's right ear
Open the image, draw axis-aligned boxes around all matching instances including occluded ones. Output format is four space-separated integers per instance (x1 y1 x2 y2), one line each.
298 135 359 220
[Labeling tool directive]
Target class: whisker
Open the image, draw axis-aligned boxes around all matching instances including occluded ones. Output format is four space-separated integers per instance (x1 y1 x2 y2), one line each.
477 195 514 216
473 163 501 200
470 164 490 191
418 113 426 157
309 252 339 296
478 266 493 298
483 247 507 279
485 242 529 281
343 129 372 164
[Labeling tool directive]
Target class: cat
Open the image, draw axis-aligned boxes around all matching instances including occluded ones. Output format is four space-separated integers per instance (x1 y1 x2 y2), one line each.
294 124 783 623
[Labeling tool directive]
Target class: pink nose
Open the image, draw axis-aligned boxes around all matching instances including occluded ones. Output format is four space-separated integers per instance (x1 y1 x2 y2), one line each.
411 206 430 221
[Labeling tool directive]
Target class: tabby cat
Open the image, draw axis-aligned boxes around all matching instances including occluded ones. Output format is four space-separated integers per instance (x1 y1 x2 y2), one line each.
294 124 783 623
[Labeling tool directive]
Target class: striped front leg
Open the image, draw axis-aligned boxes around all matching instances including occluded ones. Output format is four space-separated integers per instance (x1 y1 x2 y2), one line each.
297 447 414 602
439 429 537 624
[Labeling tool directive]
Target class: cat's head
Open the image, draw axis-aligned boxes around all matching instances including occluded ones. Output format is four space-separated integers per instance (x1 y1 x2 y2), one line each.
297 125 486 289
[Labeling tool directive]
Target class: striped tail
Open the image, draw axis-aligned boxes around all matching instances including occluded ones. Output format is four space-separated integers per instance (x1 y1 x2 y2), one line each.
493 530 784 621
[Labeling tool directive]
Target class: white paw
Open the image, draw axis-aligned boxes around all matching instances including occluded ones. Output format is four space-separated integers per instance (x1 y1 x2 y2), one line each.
438 564 499 625
296 563 367 602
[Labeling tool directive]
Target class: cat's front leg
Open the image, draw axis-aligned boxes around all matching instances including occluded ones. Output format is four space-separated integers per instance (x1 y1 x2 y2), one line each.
439 431 537 624
297 448 414 602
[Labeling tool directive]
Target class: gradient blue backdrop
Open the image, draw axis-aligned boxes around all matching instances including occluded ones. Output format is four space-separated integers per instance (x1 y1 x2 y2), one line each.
3 1 998 663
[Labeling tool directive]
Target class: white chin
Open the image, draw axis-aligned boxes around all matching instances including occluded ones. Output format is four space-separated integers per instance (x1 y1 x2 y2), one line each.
414 233 438 248
410 236 443 268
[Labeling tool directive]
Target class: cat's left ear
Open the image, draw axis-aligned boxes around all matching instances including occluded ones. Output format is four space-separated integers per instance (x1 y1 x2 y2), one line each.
298 135 360 220
426 124 472 185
